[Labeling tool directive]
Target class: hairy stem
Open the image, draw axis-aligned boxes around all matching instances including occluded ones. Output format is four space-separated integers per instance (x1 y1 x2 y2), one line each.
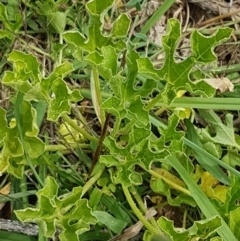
130 185 161 232
81 165 105 197
122 185 158 235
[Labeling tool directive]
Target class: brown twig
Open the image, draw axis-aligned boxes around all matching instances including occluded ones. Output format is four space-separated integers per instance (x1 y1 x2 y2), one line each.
197 8 240 27
89 113 111 176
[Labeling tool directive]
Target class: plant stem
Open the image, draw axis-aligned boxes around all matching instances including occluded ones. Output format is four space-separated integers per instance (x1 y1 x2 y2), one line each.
145 93 163 111
80 88 112 100
19 38 52 58
19 175 28 208
140 164 191 196
81 164 105 197
122 185 159 235
130 186 161 232
45 143 91 152
62 114 99 143
182 208 187 229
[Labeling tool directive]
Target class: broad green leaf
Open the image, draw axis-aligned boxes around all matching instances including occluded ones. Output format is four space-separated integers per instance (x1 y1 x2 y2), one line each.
63 0 111 54
15 98 45 158
36 1 56 15
0 99 44 177
92 211 128 234
203 142 222 159
50 11 67 33
0 30 13 39
47 77 82 121
156 114 184 152
111 14 131 38
155 216 223 240
229 207 240 240
100 125 167 186
0 2 22 32
86 46 118 80
137 19 231 103
15 176 97 241
41 61 73 98
188 216 222 238
2 51 41 96
0 108 10 143
63 0 126 66
86 0 114 15
191 28 232 63
199 110 240 149
5 0 19 21
8 156 25 178
222 150 240 169
102 50 156 128
211 238 223 241
36 1 68 33
100 46 118 77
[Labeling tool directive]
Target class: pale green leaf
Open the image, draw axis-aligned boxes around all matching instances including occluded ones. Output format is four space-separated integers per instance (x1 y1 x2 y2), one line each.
47 78 82 121
137 19 231 103
229 207 240 240
0 2 22 32
50 11 67 33
199 110 240 149
92 211 128 233
86 0 114 15
111 14 131 38
15 176 97 241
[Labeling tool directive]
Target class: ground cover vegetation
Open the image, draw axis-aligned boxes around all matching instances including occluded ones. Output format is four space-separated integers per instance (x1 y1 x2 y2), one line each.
0 0 240 240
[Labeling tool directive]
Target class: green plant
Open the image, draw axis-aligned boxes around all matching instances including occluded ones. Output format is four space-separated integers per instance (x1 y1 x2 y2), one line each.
0 0 240 241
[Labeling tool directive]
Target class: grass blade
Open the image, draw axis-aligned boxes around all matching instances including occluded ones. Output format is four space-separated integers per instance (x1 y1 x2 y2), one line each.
133 0 176 42
183 138 240 178
185 119 230 185
156 97 240 110
166 154 237 241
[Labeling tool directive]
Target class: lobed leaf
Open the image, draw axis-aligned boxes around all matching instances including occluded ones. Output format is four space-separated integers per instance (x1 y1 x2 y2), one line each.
0 100 44 177
153 216 222 241
199 110 240 149
102 50 156 128
47 77 82 121
137 19 232 104
111 13 131 38
0 2 22 32
100 125 167 186
15 176 97 241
